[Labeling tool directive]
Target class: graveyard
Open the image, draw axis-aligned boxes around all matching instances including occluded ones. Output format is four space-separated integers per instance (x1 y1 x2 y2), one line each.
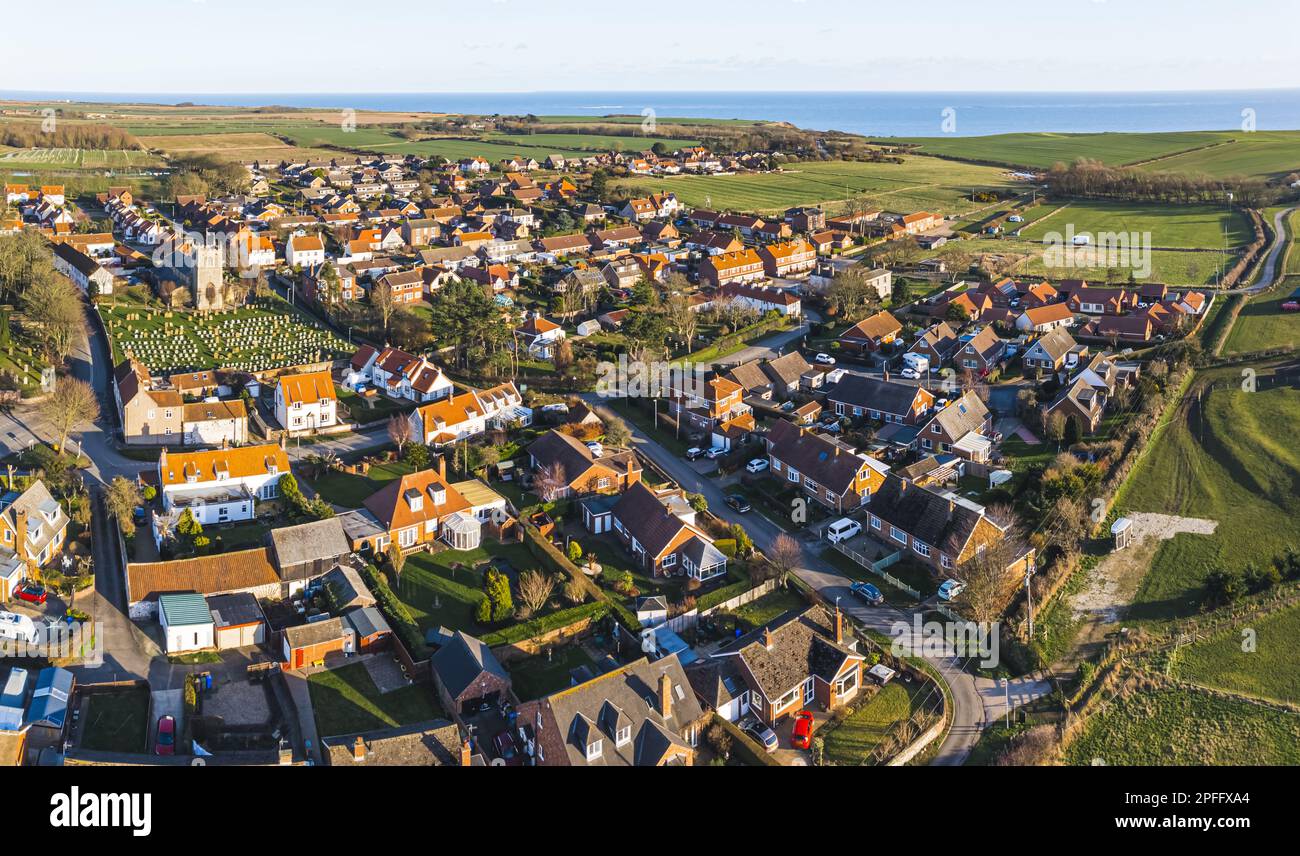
99 295 352 375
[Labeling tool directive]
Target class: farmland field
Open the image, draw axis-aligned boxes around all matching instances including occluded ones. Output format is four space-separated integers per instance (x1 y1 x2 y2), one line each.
1017 200 1251 249
1172 602 1300 705
891 130 1300 179
1064 683 1300 766
1222 211 1300 354
951 236 1236 286
1123 376 1300 621
614 155 1020 215
0 147 162 169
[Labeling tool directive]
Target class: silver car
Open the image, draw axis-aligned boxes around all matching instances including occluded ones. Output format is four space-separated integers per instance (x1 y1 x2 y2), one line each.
742 718 779 753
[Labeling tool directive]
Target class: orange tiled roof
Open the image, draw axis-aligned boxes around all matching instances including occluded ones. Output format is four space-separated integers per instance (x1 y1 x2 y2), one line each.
160 443 289 487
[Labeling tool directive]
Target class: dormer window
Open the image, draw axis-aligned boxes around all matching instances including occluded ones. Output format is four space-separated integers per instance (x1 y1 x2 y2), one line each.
616 726 631 747
405 489 423 512
429 487 446 506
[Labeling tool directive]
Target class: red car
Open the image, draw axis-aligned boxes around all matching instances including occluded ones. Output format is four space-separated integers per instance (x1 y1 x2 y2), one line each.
1281 301 1300 312
154 715 176 756
13 582 47 604
791 710 815 750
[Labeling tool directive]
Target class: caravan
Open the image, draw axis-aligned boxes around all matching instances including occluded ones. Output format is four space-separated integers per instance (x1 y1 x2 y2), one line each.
0 611 39 646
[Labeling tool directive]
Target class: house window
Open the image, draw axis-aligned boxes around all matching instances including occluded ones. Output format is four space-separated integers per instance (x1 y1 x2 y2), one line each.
751 694 762 714
871 516 881 530
595 477 610 489
774 687 799 711
914 541 931 558
787 468 800 483
400 527 417 547
616 726 631 747
586 740 603 761
662 553 677 568
941 555 953 570
802 677 814 703
890 526 906 544
835 670 858 698
771 459 781 472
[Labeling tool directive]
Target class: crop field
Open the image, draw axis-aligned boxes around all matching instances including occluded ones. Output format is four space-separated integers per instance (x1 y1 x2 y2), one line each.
891 130 1300 179
135 131 340 164
482 131 702 152
952 235 1235 286
100 297 351 375
0 147 162 169
615 156 1019 215
1172 602 1300 705
1064 683 1300 766
1123 377 1300 621
1017 200 1251 249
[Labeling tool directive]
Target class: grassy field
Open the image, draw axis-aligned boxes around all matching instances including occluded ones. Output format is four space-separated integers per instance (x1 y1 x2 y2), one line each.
820 681 925 766
1173 602 1300 705
891 130 1300 179
957 235 1238 286
1123 377 1300 621
507 645 597 701
310 461 416 508
1018 200 1251 250
1064 684 1300 765
80 688 151 753
1222 275 1300 353
100 294 350 375
614 155 1019 216
307 662 442 737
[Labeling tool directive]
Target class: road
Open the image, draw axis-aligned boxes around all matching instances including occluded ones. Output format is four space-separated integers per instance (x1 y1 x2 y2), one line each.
586 394 1051 765
1241 206 1297 295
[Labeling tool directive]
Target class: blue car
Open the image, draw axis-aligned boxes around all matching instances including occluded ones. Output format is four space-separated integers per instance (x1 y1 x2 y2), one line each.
850 581 884 605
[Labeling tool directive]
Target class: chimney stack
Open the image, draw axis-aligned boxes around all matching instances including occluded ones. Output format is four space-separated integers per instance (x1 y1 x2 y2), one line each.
279 432 287 450
438 454 446 480
658 672 673 720
14 509 28 565
834 603 843 645
352 736 366 762
460 739 473 767
764 627 774 651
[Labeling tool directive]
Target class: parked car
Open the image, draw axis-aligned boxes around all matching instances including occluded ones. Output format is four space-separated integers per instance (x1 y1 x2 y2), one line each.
937 579 966 601
826 518 862 544
899 367 921 380
850 581 884 605
154 715 175 756
745 458 769 474
585 441 603 458
12 582 47 605
705 446 727 459
814 352 837 365
685 446 706 461
725 494 752 513
791 710 815 750
743 718 779 753
492 730 524 766
1282 300 1300 312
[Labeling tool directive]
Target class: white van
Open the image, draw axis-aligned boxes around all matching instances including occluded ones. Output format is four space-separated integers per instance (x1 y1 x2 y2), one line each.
825 518 862 544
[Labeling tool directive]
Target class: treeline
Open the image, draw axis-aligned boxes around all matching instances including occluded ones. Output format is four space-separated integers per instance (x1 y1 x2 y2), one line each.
0 123 142 151
1045 158 1277 208
165 153 249 199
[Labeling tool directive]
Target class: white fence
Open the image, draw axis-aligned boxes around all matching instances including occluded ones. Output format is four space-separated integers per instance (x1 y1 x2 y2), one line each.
651 578 781 634
832 543 919 599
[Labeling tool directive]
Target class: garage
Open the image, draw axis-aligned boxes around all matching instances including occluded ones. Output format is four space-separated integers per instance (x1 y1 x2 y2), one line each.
207 592 267 650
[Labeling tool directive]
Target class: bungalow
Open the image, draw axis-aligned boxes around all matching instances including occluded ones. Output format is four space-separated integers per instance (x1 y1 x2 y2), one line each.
1069 286 1139 316
916 391 995 462
528 430 641 501
710 604 863 727
604 482 727 581
718 282 802 316
1016 302 1075 334
761 351 814 398
826 375 935 425
766 420 890 513
591 225 643 249
274 370 338 435
1078 315 1153 344
838 310 903 353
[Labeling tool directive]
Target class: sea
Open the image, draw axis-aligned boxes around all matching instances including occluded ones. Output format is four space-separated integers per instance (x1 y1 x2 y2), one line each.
3 90 1300 137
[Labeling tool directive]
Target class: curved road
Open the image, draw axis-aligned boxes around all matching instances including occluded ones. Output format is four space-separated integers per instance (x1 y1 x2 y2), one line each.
1240 206 1296 296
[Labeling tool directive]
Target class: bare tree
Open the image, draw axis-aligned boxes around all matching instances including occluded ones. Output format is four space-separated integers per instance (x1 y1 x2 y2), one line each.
665 293 699 351
953 508 1030 624
387 412 412 456
371 277 397 335
517 570 556 618
41 376 99 454
768 533 802 583
386 541 406 585
104 476 143 536
533 462 567 501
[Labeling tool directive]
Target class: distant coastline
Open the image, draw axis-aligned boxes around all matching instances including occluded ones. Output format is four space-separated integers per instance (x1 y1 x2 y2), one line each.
3 89 1300 137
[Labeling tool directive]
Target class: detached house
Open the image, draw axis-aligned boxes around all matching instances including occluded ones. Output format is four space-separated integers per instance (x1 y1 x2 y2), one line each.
359 464 473 553
154 443 290 541
0 481 70 600
369 346 454 402
1022 326 1081 374
838 310 903 353
286 234 326 268
1016 302 1075 334
908 321 960 367
710 604 863 727
528 430 641 500
598 482 727 581
515 316 566 359
953 327 1006 376
766 420 890 513
916 391 995 462
273 370 337 435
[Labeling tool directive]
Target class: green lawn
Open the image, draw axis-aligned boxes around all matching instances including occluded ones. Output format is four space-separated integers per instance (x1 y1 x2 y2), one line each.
614 155 1017 216
310 461 416 508
1018 200 1250 250
81 688 151 753
507 645 597 701
393 542 541 635
307 662 442 737
336 387 411 424
1222 276 1300 354
820 681 925 766
729 588 807 631
1064 684 1300 766
1173 602 1300 705
1124 377 1300 621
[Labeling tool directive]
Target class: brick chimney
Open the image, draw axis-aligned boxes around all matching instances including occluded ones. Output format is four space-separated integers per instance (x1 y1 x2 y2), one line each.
834 603 843 645
437 454 446 480
14 509 28 564
158 445 168 473
763 626 774 651
658 672 673 720
460 739 473 767
352 736 366 762
279 432 288 450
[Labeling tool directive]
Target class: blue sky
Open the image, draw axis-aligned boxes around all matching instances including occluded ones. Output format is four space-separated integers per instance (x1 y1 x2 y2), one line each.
7 0 1298 93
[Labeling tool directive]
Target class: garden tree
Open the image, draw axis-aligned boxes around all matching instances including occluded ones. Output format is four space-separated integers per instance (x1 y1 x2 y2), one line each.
0 231 56 303
686 492 708 514
944 301 970 327
589 169 608 199
1063 415 1084 447
826 266 882 320
23 272 83 363
176 508 204 549
386 541 406 584
1042 410 1066 445
664 293 698 351
484 568 514 622
387 412 412 455
534 461 568 501
603 415 631 448
631 277 660 308
706 721 733 760
553 338 574 372
427 278 511 370
727 523 754 556
953 509 1029 625
318 261 342 306
768 533 802 583
476 444 501 471
104 476 143 537
166 153 248 197
567 541 583 562
623 307 670 362
404 443 430 470
41 376 99 453
517 569 556 618
370 277 397 335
